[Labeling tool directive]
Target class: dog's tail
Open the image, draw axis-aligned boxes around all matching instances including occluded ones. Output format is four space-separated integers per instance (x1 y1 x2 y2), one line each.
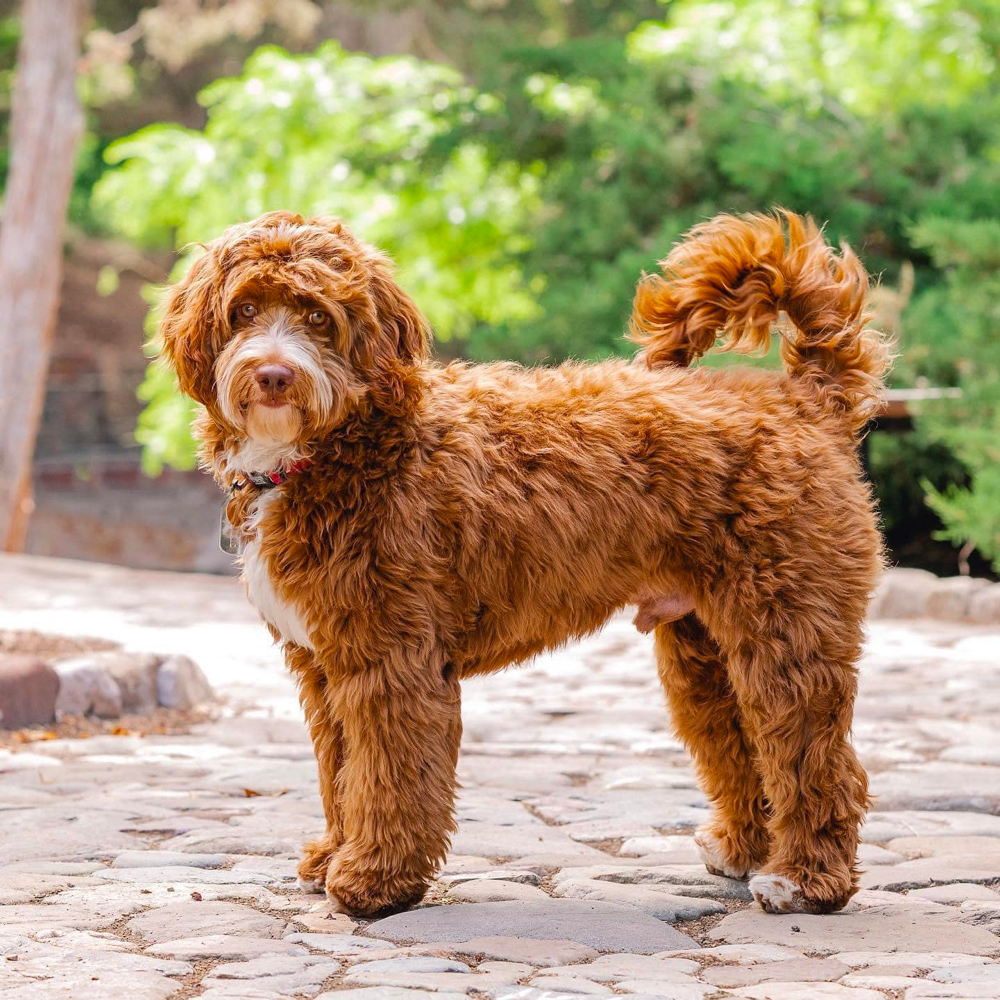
627 209 893 437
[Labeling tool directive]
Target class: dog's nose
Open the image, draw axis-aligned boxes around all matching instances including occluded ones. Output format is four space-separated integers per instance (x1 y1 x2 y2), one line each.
254 364 296 395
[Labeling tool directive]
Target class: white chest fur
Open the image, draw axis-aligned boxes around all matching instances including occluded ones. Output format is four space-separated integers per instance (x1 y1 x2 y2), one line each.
240 490 314 651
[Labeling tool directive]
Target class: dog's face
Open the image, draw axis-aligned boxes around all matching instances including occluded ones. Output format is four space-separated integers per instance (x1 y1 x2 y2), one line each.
159 211 429 448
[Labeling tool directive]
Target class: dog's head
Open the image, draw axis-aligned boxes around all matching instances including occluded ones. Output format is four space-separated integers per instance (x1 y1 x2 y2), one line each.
159 211 429 450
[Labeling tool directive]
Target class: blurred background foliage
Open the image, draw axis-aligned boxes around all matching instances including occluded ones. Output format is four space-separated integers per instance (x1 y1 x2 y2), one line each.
3 0 998 572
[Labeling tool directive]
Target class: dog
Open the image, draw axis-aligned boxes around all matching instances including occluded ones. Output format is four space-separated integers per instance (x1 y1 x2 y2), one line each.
158 208 890 917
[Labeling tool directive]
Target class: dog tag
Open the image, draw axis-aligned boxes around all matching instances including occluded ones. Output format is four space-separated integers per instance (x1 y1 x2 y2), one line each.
220 502 241 555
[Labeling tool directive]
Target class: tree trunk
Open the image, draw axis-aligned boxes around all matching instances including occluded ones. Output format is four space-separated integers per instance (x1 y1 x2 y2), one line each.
0 0 86 550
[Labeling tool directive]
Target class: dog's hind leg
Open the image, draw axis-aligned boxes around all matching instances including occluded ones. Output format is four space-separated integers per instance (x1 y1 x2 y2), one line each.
710 603 870 915
287 644 344 892
655 615 771 879
323 651 463 916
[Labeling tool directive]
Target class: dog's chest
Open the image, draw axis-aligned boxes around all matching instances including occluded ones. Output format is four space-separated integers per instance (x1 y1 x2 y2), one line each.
240 490 314 651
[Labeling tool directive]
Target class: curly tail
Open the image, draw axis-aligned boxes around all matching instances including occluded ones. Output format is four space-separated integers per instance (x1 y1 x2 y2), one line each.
628 210 893 437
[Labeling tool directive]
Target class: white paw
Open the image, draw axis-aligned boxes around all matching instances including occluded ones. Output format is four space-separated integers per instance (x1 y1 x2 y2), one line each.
749 873 804 913
694 828 750 879
296 876 326 894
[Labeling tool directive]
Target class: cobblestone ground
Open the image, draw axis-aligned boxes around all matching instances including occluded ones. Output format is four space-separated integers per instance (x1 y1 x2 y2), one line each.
2 555 999 999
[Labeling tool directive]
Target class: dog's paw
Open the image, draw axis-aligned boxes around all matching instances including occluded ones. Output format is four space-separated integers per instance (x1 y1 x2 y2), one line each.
324 856 429 917
749 873 804 913
297 836 338 894
694 826 752 880
296 875 326 894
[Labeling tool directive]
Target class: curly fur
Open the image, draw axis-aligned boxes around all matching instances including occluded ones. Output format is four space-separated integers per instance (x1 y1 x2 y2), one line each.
159 208 888 917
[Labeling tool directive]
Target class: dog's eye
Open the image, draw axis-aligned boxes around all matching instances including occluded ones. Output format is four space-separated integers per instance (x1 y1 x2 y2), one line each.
307 310 328 327
235 303 257 322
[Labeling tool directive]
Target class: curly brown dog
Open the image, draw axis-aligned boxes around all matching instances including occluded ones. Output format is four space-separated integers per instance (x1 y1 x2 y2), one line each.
158 208 891 917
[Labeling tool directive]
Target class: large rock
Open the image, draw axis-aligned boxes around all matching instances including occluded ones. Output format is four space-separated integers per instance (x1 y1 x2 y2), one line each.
710 903 1000 957
99 652 162 713
156 654 214 710
968 583 1000 624
870 568 937 618
0 655 59 729
53 657 123 718
926 577 990 620
368 899 699 954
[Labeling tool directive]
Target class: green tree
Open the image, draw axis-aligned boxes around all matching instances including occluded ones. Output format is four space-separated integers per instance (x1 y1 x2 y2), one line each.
908 217 1000 569
93 41 541 472
92 0 1000 571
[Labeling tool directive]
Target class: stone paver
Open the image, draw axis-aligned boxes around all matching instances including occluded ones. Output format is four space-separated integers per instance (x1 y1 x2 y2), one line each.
368 898 698 952
1 555 999 997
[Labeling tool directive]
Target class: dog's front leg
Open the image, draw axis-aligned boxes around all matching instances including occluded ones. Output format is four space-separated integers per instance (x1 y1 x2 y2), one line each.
285 643 345 891
324 652 462 916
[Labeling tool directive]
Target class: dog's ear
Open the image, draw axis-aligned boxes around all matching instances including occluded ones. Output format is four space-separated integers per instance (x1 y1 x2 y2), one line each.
367 261 431 366
360 262 431 415
158 248 228 406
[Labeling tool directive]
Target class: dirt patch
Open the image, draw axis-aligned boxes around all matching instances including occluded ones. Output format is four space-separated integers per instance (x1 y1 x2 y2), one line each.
0 629 119 659
0 706 215 749
673 896 754 947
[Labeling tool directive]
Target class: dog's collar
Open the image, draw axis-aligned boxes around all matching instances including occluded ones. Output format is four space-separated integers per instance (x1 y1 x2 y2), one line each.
230 459 312 494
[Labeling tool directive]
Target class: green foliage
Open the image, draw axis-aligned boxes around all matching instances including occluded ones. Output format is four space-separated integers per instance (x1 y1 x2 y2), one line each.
0 14 20 191
630 0 994 115
93 42 541 473
907 217 1000 568
85 0 1000 570
94 42 540 337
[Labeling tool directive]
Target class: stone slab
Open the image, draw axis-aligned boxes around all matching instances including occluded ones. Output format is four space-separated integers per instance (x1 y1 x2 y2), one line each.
710 904 1000 957
368 899 699 954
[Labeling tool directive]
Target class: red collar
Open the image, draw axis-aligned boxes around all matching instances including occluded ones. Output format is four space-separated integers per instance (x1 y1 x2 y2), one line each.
231 459 312 493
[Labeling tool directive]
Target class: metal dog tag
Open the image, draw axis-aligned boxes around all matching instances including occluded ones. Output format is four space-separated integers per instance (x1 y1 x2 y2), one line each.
220 503 241 555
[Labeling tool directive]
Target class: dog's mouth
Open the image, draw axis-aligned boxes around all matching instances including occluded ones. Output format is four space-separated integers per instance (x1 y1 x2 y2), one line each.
245 395 304 443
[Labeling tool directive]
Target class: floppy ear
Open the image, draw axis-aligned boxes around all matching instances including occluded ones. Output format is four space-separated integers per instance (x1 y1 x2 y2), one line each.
158 248 228 406
357 263 431 416
367 263 431 366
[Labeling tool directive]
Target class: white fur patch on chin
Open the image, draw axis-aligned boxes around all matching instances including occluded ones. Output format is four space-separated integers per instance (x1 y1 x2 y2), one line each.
749 873 803 913
246 402 302 443
694 828 750 880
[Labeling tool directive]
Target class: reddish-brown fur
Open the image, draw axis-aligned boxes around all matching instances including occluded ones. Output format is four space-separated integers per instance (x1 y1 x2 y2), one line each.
159 209 890 916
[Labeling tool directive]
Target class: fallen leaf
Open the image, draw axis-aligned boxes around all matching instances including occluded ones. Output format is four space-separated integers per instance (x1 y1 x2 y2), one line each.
244 788 262 797
191 891 202 901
